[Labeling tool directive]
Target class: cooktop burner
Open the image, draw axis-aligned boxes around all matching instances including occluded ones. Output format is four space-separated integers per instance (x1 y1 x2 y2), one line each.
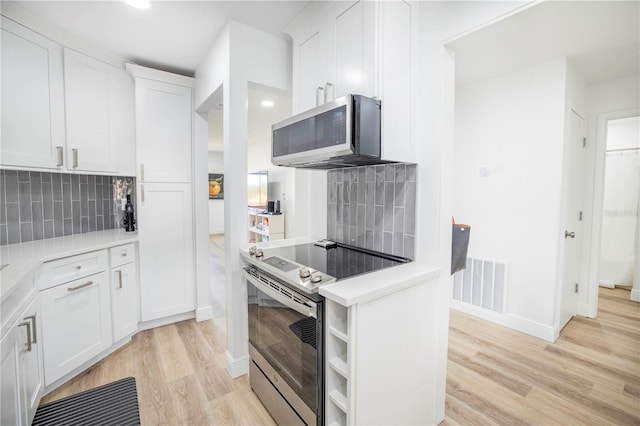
242 241 411 294
277 243 409 280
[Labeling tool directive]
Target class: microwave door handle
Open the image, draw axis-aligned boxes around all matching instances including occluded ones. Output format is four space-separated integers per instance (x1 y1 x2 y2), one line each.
243 269 316 318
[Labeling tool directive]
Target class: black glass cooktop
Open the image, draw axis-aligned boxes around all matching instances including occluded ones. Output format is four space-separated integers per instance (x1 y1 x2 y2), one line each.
265 242 411 281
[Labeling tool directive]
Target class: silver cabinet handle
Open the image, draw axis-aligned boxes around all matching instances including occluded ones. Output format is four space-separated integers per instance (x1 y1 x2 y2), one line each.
564 231 575 239
140 163 145 181
316 86 324 106
24 315 37 344
56 146 64 167
72 148 79 168
141 183 145 203
116 270 123 289
68 280 94 292
18 322 32 352
324 82 334 103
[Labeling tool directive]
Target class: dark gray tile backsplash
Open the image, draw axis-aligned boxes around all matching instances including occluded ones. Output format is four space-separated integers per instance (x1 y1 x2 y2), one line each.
0 170 136 246
327 163 417 258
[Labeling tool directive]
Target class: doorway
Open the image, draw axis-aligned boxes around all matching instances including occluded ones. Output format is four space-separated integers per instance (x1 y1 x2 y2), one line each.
598 115 640 291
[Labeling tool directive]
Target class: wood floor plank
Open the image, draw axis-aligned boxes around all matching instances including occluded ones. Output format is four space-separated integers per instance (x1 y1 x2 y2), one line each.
152 324 196 382
175 320 234 401
525 387 618 426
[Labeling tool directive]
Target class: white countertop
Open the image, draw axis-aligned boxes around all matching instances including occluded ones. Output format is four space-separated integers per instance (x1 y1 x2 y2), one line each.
1 229 139 304
319 262 441 306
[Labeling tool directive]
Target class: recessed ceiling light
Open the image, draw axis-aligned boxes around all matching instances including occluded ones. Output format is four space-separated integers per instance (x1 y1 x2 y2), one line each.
261 100 274 108
124 0 150 10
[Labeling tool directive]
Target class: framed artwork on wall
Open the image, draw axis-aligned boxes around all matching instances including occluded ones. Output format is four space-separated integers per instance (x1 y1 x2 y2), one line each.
209 174 224 199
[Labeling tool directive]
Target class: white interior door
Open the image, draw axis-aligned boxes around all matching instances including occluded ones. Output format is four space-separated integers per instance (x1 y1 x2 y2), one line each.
559 111 586 330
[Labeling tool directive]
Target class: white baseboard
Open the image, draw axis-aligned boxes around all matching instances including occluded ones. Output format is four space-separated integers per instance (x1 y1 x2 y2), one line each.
195 305 214 321
225 351 249 378
451 300 556 342
138 312 195 331
631 289 640 302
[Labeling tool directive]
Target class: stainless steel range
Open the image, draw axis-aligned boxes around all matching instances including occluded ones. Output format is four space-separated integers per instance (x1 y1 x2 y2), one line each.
241 241 410 425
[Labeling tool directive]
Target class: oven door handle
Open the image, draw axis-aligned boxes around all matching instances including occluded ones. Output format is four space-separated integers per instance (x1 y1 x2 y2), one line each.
243 269 317 318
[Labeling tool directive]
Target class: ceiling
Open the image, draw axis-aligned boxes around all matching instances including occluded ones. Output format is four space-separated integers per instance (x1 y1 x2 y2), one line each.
448 1 640 86
208 85 292 152
9 0 311 76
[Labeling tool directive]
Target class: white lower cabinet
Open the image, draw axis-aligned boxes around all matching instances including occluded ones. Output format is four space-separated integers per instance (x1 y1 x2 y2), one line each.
324 277 442 425
40 270 112 386
110 244 138 342
1 326 22 425
0 295 44 426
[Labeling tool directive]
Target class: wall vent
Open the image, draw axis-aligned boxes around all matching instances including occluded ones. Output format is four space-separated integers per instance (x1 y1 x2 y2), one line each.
452 257 507 313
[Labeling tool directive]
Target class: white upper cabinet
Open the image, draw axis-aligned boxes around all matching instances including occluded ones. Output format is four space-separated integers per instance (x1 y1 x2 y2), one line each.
132 76 193 183
285 0 419 163
1 16 135 175
63 48 115 173
64 48 135 174
326 0 376 100
1 16 66 170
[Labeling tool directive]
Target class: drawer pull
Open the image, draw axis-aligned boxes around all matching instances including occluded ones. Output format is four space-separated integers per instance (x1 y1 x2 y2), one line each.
24 315 37 344
18 322 32 352
72 148 79 168
117 270 123 289
67 281 94 292
56 146 64 167
75 265 82 270
121 251 127 257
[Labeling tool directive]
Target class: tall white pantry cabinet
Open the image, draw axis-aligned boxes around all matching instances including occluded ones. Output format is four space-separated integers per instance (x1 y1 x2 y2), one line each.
127 64 195 323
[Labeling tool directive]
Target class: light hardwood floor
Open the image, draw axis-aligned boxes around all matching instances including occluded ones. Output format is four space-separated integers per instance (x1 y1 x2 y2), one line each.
42 235 640 425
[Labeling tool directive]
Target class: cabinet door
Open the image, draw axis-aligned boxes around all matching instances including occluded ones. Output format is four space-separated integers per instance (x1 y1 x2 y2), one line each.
111 262 138 342
135 79 193 183
18 297 44 425
40 271 112 386
296 29 324 113
325 0 376 99
379 0 419 163
138 183 194 321
112 71 136 176
63 48 118 173
0 16 65 170
1 328 21 426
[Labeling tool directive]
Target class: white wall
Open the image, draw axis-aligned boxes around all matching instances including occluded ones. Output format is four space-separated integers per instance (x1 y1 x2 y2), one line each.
454 59 567 331
208 150 224 234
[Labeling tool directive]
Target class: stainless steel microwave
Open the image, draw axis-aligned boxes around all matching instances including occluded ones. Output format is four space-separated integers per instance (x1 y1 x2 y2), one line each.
271 94 391 169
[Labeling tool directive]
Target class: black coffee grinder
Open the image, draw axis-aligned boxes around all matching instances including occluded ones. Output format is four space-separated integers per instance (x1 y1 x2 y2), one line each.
123 194 136 232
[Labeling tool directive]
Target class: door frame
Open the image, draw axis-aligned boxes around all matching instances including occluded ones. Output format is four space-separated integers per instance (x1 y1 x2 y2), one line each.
584 108 640 317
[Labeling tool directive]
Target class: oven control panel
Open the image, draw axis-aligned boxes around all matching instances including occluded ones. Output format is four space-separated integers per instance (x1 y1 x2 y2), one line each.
262 256 299 272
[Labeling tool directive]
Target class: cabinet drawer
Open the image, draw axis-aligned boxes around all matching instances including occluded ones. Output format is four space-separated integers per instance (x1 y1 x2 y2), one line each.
39 250 108 290
109 243 136 268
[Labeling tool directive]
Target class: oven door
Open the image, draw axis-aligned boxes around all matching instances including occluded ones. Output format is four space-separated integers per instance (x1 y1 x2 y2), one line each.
244 268 322 425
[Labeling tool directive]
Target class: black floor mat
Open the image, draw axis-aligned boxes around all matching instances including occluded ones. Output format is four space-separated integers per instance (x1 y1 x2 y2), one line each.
32 377 140 426
289 317 317 349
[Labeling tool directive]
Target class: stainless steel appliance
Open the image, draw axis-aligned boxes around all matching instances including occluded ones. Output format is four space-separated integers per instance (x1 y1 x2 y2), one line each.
271 94 394 169
242 242 410 425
